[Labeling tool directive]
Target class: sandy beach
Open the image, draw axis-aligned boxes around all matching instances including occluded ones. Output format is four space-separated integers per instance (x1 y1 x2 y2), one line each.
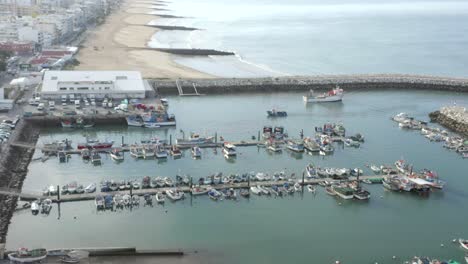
74 0 212 79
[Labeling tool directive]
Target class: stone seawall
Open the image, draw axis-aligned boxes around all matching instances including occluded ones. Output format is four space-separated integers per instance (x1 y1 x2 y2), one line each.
0 120 40 245
429 108 468 137
151 74 468 95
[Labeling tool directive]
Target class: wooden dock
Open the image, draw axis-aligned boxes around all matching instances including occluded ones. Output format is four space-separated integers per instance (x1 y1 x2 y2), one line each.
32 175 384 203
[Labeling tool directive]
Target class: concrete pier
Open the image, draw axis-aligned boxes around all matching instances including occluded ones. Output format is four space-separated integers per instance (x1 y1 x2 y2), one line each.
151 74 468 95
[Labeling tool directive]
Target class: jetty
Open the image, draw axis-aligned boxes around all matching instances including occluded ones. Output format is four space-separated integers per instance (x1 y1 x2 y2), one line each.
3 175 385 203
430 106 468 137
151 74 468 95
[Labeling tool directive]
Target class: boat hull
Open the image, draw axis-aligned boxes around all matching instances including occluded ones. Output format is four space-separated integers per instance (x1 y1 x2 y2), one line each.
303 94 343 103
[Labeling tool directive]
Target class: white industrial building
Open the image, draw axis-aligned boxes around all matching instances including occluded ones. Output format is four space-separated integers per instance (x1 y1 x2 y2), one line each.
40 71 149 99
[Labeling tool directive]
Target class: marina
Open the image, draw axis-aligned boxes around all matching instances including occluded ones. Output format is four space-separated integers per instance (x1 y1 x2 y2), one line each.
3 90 468 264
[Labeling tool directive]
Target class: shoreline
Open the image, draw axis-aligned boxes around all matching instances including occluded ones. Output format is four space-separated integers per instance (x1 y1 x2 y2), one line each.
74 0 213 79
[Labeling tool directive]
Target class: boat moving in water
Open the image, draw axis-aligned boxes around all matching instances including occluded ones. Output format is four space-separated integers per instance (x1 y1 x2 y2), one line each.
303 86 344 103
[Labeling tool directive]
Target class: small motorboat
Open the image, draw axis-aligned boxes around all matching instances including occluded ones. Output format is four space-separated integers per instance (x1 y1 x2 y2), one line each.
325 186 336 196
369 164 381 173
170 146 182 158
90 151 101 165
31 200 40 215
191 186 209 196
132 195 140 206
41 199 52 214
306 185 315 193
459 239 468 251
240 188 250 197
353 188 371 200
144 194 152 205
113 194 124 208
95 195 104 210
267 109 287 117
257 185 270 195
132 181 140 190
208 189 223 200
60 256 80 263
166 189 184 201
110 148 124 161
84 183 96 193
250 186 262 195
155 192 165 203
294 182 302 192
123 194 131 206
191 146 202 158
8 248 48 263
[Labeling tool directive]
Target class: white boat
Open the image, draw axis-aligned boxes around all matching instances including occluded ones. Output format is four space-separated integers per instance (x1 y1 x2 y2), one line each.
110 148 124 161
255 172 266 181
84 183 96 193
8 248 48 263
370 164 381 173
91 151 101 164
155 192 165 203
208 189 223 200
176 133 214 146
31 201 40 215
142 147 155 159
392 112 409 123
286 140 304 152
319 150 326 156
303 86 344 103
223 143 237 157
123 194 131 206
250 186 262 195
306 163 317 178
191 186 209 195
307 185 315 193
95 195 104 209
268 143 282 152
43 185 57 196
257 185 270 195
166 189 184 201
460 239 468 251
130 147 144 158
191 146 202 158
294 182 302 192
155 146 168 159
325 186 336 196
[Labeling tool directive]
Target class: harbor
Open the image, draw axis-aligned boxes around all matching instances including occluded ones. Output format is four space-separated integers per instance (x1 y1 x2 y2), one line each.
0 90 466 263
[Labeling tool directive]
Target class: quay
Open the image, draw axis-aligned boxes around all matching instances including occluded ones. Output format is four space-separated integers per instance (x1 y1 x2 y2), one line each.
151 74 468 95
1 175 385 203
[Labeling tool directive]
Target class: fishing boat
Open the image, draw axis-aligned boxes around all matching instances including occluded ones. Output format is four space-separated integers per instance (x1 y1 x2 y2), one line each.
166 189 184 201
353 188 371 200
382 177 400 191
84 183 96 193
191 146 202 158
155 192 165 203
170 145 182 158
142 146 155 159
267 142 282 152
176 133 214 145
459 239 468 251
325 186 336 196
262 126 273 139
223 143 237 157
8 248 48 263
109 181 119 191
99 181 109 193
208 189 223 200
164 177 174 187
307 185 315 193
144 194 152 205
126 111 176 127
286 139 304 152
225 188 237 199
130 147 144 158
142 176 151 188
333 186 354 199
77 138 113 150
67 181 78 194
303 137 321 152
95 195 104 209
30 200 40 215
155 146 168 159
81 149 90 160
110 148 124 161
303 86 344 103
395 159 409 173
40 199 52 214
267 109 287 117
90 151 101 164
191 186 209 195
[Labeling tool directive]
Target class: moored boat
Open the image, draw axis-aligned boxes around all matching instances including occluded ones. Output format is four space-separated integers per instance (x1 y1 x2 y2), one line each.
353 188 371 200
303 86 344 103
166 189 184 201
307 185 316 193
306 163 317 178
333 186 355 200
286 139 304 152
95 195 104 209
109 148 124 161
90 151 101 164
191 146 202 158
267 142 282 152
8 248 48 263
223 143 237 157
155 192 165 203
325 186 336 196
77 138 113 150
84 183 96 193
208 189 223 200
250 186 262 195
170 145 182 158
267 109 287 117
459 239 468 251
176 133 214 145
191 186 209 195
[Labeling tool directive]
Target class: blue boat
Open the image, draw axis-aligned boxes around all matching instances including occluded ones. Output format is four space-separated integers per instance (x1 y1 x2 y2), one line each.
104 195 113 209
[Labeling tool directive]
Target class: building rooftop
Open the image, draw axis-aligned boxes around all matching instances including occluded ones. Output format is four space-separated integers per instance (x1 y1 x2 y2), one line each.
42 71 145 93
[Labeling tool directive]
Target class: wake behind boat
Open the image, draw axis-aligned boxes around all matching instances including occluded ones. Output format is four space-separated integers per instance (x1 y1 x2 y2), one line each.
303 86 344 103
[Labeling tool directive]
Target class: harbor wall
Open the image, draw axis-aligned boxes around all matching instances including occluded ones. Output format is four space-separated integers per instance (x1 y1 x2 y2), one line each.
429 108 468 137
24 113 129 127
151 75 468 95
0 120 40 245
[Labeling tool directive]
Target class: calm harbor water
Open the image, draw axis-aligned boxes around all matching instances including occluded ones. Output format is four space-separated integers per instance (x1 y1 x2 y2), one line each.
6 90 468 263
148 0 468 77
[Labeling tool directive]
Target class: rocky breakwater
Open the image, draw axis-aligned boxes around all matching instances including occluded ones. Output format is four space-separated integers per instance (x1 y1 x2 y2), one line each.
429 106 468 137
0 120 40 252
152 74 468 95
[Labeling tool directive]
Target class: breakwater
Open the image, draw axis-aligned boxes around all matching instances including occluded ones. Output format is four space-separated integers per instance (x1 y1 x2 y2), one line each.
151 74 468 95
0 120 40 247
429 106 468 137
